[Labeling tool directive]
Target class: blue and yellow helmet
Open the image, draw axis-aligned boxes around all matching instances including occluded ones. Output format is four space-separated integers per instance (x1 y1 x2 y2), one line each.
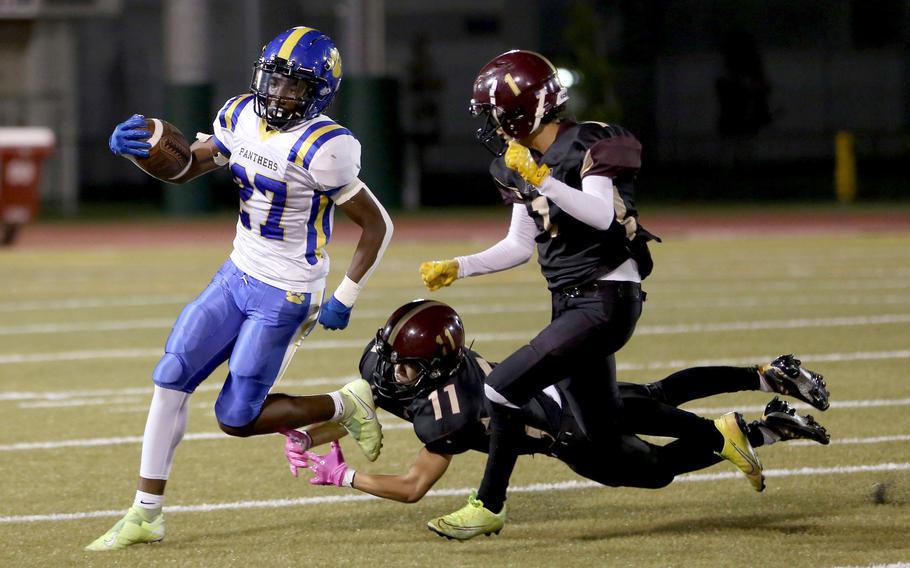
250 26 343 130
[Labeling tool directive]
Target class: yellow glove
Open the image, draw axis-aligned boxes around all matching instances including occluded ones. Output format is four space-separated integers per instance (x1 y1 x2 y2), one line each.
419 259 459 291
504 140 550 186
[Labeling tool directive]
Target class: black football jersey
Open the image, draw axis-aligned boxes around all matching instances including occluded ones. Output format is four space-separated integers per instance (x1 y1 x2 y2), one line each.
490 122 657 290
359 340 562 456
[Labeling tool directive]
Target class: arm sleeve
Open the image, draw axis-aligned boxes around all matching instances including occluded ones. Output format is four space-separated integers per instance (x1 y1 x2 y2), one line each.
331 177 365 206
537 174 615 231
455 204 536 277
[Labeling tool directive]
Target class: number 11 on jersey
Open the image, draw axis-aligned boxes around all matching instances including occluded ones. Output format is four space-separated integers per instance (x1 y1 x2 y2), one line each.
428 384 461 420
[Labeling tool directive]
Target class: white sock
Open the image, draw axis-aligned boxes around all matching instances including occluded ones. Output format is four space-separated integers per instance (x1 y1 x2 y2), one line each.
133 491 164 516
139 385 191 480
328 391 345 420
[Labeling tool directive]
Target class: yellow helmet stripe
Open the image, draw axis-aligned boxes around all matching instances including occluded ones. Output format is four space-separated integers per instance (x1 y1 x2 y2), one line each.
278 27 314 60
387 301 447 345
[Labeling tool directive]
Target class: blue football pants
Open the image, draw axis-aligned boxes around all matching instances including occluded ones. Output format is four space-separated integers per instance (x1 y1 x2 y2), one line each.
152 259 320 427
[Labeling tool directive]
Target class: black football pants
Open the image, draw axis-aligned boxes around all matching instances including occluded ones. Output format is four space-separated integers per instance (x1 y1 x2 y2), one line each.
564 365 766 488
477 281 643 512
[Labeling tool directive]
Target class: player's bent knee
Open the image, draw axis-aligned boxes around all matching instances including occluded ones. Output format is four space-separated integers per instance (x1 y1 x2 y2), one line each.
217 418 257 438
152 352 192 390
631 475 674 489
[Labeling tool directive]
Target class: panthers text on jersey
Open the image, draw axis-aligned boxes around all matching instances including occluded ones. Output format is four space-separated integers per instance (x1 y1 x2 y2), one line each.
212 94 362 292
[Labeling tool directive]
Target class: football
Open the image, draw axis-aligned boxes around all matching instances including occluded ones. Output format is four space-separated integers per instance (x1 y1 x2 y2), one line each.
127 118 192 181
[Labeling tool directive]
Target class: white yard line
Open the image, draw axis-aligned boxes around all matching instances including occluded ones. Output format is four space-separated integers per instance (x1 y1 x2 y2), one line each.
684 398 910 415
0 461 907 524
1 349 908 402
1 424 906 454
0 295 188 313
3 314 910 364
0 376 358 402
4 301 910 336
832 564 910 568
2 280 909 314
0 319 174 335
0 422 413 452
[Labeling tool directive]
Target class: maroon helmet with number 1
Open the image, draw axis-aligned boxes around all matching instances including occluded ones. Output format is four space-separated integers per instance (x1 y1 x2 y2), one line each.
372 300 466 402
469 50 569 154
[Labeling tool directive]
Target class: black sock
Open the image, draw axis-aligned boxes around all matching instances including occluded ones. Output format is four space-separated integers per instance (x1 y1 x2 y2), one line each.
476 404 522 514
649 366 761 407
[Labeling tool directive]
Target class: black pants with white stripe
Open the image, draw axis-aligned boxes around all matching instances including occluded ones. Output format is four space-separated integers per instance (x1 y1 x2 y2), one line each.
477 281 643 512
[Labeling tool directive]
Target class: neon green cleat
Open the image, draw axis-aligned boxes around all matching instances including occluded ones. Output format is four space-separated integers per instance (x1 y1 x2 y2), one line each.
427 490 507 541
714 411 765 492
339 378 383 461
85 506 164 551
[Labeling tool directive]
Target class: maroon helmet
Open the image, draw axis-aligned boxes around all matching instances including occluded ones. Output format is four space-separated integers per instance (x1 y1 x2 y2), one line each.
373 300 465 402
470 50 569 154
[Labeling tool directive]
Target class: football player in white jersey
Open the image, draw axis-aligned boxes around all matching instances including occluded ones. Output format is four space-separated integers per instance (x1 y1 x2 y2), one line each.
87 27 393 551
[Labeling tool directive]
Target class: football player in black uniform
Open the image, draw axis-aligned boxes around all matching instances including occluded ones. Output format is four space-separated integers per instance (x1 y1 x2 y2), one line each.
283 301 831 538
418 50 661 538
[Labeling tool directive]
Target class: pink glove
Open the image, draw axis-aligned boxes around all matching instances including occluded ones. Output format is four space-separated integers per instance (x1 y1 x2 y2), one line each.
280 428 313 478
303 441 350 487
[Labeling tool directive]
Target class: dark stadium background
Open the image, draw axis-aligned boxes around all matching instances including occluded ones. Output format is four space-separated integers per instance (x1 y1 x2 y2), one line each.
2 0 909 221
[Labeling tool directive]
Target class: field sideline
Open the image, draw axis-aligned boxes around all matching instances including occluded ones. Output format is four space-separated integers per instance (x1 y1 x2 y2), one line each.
1 205 909 567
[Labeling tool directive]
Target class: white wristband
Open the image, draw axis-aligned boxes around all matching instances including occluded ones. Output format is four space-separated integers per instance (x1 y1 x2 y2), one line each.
297 430 313 451
333 275 362 308
342 468 356 488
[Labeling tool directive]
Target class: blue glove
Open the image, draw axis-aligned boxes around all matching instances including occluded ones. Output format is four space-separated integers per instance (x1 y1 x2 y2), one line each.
318 295 352 330
109 114 152 157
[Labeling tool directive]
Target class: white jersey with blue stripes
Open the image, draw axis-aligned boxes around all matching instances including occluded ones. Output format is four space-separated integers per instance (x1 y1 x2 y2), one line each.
211 94 362 292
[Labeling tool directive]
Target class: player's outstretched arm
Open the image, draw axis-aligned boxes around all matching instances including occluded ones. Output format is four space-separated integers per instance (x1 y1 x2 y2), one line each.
319 182 393 330
352 447 452 503
169 136 227 184
419 203 535 291
419 259 460 291
303 443 452 503
109 116 225 184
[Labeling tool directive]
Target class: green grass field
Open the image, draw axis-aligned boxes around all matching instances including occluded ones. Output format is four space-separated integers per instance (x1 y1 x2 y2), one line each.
1 221 909 567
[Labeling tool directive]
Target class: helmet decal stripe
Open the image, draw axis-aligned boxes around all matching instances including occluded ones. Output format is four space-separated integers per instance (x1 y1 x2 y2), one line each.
503 73 521 96
526 50 558 73
292 124 346 167
387 301 446 345
488 77 498 107
531 88 547 133
278 27 315 60
286 120 334 162
302 127 350 168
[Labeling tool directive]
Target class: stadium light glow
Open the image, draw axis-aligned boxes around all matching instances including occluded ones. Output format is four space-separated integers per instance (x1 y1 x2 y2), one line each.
556 67 581 88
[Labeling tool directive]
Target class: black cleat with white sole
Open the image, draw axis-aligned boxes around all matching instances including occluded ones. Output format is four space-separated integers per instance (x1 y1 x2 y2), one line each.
759 354 830 411
758 397 830 445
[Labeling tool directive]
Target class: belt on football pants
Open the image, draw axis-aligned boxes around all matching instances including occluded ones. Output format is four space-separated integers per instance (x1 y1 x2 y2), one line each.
557 280 644 301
